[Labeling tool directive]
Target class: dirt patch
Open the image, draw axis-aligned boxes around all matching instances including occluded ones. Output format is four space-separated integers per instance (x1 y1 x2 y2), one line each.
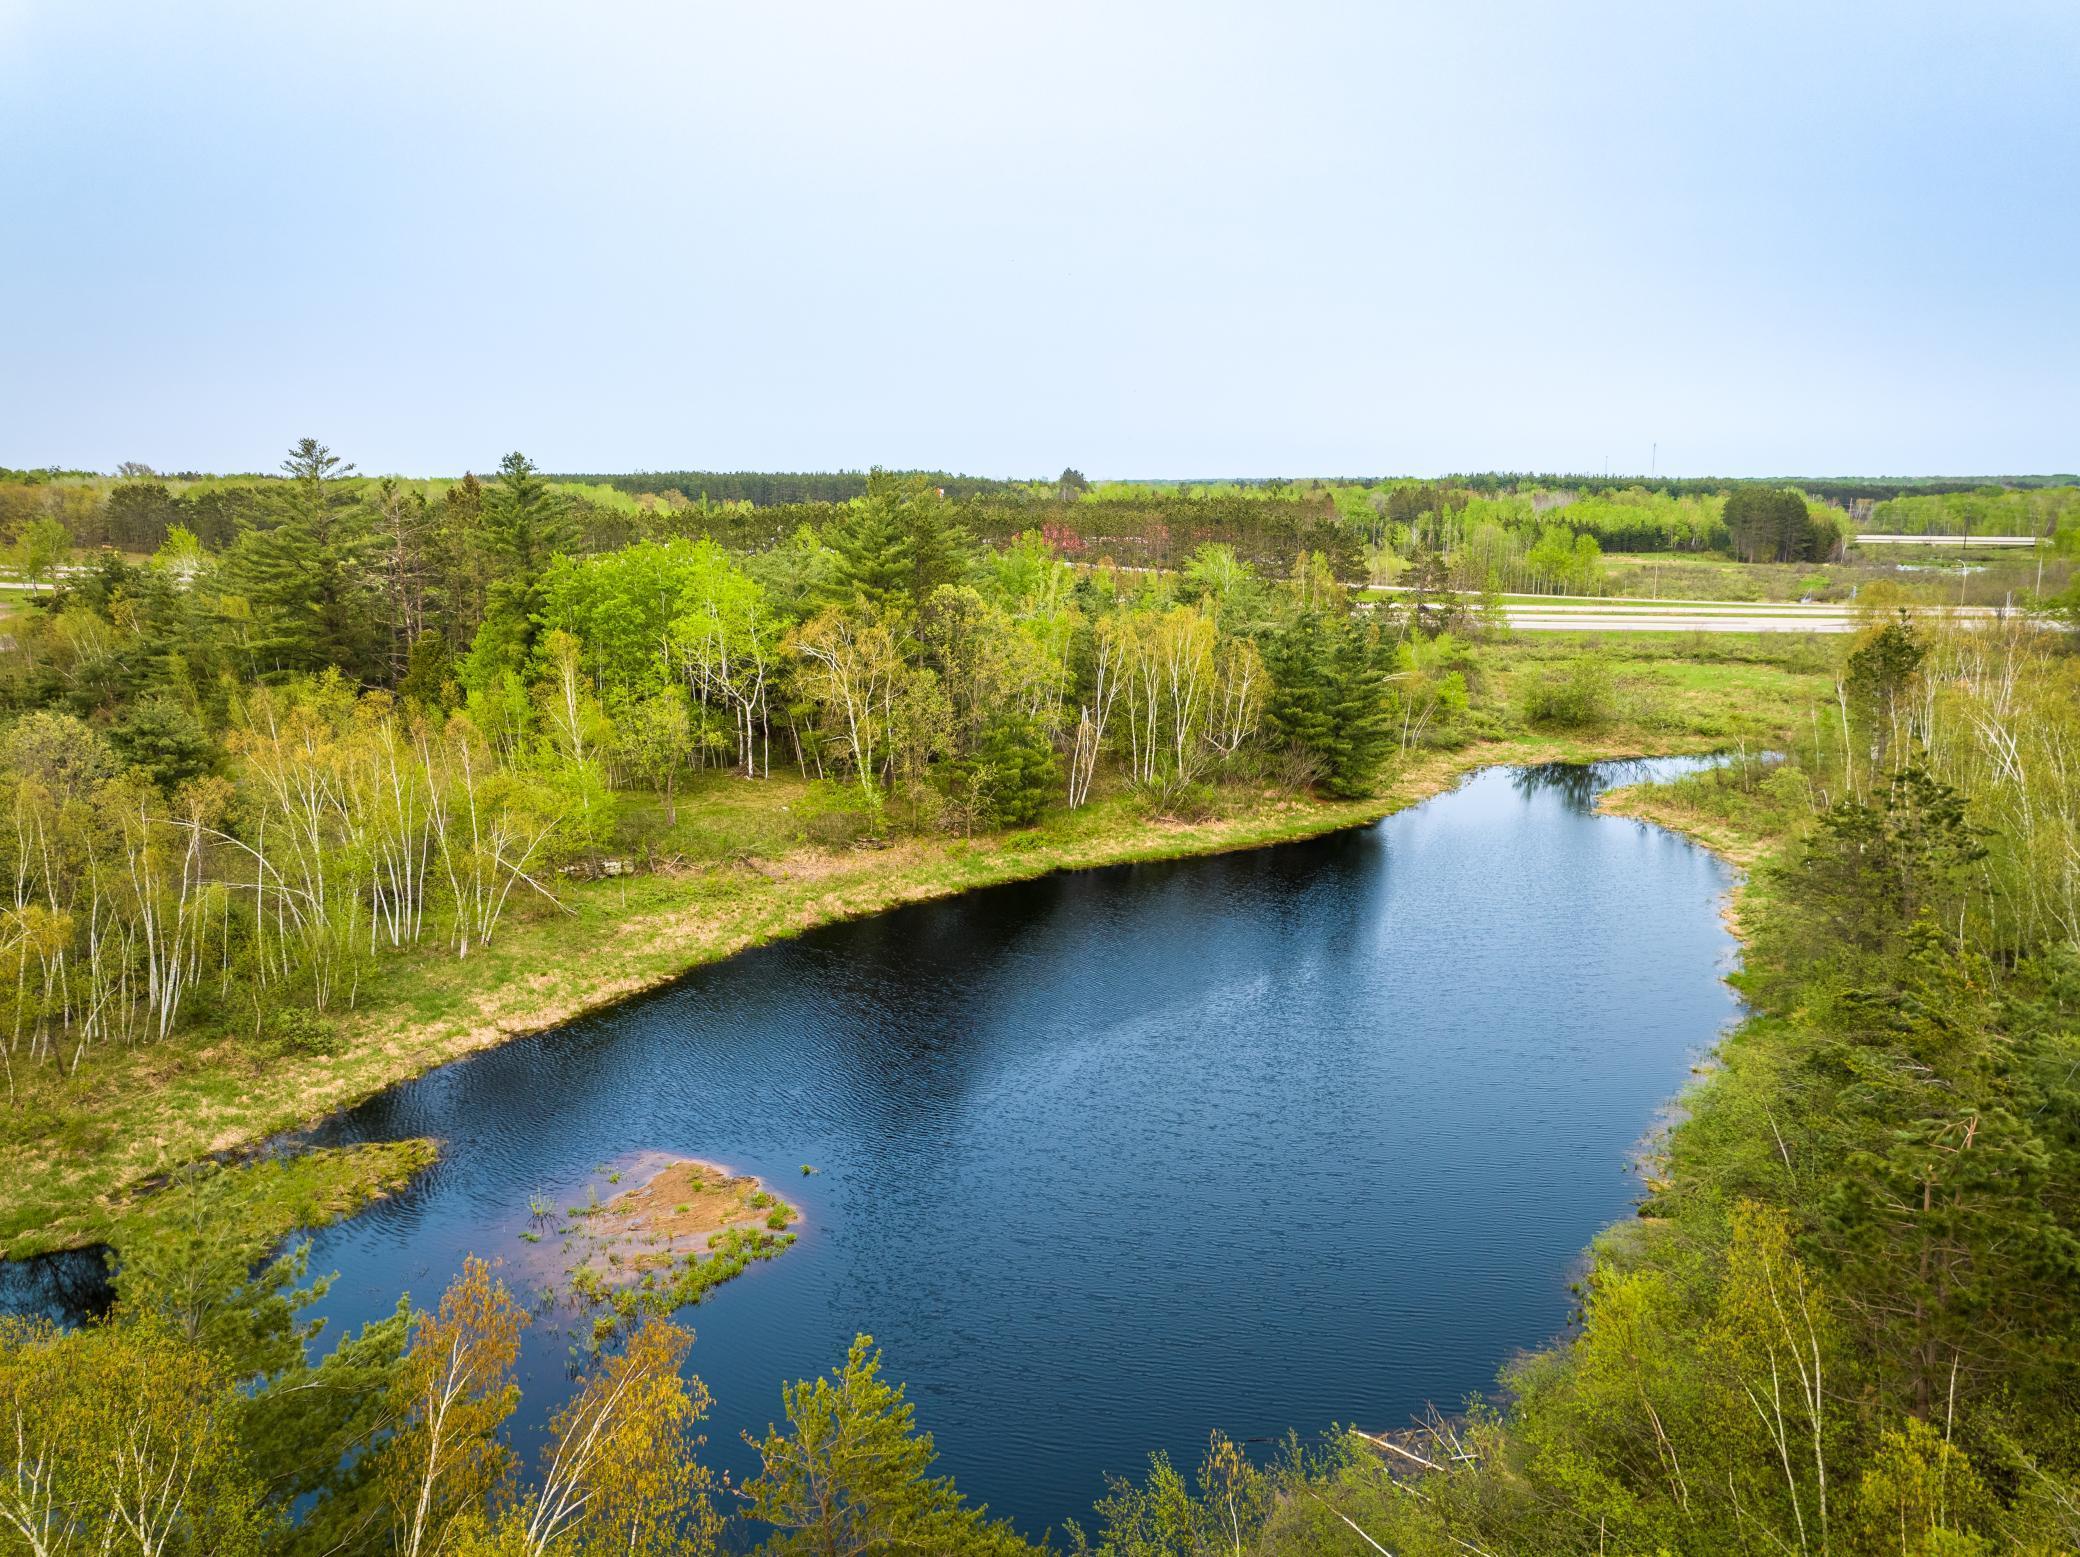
532 1153 803 1343
562 1152 798 1276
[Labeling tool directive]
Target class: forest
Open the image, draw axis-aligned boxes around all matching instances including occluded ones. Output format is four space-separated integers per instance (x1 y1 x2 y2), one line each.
5 463 2076 613
0 448 2077 1554
0 443 1449 1085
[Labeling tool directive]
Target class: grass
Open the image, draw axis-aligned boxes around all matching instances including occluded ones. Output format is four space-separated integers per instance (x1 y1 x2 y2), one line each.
1601 550 2070 608
0 633 1843 1260
1479 632 1835 746
1598 757 1814 871
67 1138 440 1275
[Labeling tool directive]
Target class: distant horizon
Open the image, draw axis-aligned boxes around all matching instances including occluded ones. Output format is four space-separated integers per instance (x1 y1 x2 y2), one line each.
6 460 2077 489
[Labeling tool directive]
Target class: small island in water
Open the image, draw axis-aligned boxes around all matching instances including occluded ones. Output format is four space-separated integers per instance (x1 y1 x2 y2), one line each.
530 1152 800 1344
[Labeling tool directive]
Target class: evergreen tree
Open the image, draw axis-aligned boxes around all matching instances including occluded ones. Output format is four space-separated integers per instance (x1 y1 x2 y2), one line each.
1261 610 1395 797
110 693 215 791
437 471 494 653
824 473 977 615
1724 486 1821 563
224 438 383 681
900 488 977 607
479 452 576 667
374 477 442 681
484 451 574 592
1818 923 2080 1421
822 493 916 611
974 713 1058 827
398 629 456 711
742 1335 1035 1557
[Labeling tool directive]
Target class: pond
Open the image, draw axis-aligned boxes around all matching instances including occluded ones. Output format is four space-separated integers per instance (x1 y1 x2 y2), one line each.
108 758 1753 1536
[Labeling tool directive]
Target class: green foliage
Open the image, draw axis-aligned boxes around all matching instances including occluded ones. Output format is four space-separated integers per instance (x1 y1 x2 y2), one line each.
797 777 879 847
1523 523 1606 594
1753 765 1982 974
1070 1432 1276 1557
267 1005 340 1056
821 473 979 615
399 629 455 709
1260 609 1396 796
112 1163 327 1384
1725 485 1833 563
10 513 71 589
969 713 1059 827
1519 650 1613 727
0 1314 266 1555
1874 485 2079 539
0 706 117 797
742 1334 1037 1557
110 693 215 791
224 439 386 681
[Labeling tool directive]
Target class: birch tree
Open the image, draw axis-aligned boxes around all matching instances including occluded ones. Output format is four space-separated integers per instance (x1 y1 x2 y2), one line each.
379 1256 526 1557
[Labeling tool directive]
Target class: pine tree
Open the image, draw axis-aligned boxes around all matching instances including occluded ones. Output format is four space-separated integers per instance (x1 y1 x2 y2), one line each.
466 453 578 685
437 471 494 653
1818 923 2080 1422
374 477 442 682
1262 609 1394 797
823 473 977 615
901 487 977 607
225 438 383 681
484 451 575 591
822 494 917 610
742 1335 1036 1556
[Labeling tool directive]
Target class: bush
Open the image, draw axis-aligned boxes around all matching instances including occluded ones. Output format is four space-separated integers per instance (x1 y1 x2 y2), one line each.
1138 778 1219 823
266 1007 339 1058
1521 654 1614 728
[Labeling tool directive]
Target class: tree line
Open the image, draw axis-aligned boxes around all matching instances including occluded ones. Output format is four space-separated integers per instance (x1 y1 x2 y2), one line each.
0 442 1465 1081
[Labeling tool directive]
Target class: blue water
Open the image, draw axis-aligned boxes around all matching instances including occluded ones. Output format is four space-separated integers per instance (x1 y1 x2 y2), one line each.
273 758 1733 1535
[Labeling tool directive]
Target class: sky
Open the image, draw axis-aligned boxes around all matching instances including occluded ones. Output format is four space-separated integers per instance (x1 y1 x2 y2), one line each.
2 0 2076 480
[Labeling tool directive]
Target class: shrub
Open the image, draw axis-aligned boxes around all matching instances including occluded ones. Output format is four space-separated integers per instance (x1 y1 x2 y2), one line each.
266 1007 338 1057
1521 654 1614 728
1138 778 1219 823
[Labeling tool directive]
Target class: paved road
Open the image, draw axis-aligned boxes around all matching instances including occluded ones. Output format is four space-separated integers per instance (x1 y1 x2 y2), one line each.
1364 600 2018 633
1504 608 1858 633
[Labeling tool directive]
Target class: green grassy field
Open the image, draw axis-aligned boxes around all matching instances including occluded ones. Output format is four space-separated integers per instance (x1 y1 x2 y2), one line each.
1601 548 2069 606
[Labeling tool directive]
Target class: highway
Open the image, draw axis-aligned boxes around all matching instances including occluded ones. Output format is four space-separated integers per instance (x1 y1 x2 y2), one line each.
1360 595 2020 633
1503 605 1861 633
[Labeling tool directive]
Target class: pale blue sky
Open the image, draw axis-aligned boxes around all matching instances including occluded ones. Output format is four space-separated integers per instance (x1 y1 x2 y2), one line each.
3 0 2075 478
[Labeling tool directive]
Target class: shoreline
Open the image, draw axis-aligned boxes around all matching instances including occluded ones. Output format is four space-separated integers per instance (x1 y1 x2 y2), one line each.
4 732 1744 1259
